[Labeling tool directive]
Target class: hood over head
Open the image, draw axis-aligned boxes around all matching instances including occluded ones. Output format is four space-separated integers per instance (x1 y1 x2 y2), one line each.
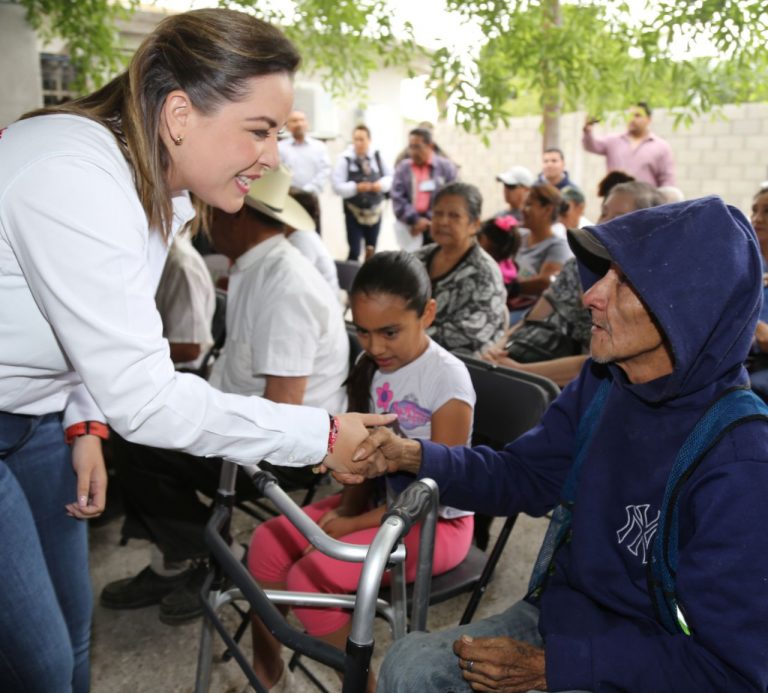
568 196 762 402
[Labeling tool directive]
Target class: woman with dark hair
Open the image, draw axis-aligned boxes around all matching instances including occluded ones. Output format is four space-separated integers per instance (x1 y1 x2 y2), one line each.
508 183 572 313
246 251 475 692
413 182 508 353
0 9 388 690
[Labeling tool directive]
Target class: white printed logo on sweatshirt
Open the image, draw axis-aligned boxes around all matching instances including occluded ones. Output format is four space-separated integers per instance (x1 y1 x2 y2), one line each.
616 504 660 565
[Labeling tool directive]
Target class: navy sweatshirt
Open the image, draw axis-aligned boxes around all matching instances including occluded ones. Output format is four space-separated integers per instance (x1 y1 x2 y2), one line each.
414 196 768 691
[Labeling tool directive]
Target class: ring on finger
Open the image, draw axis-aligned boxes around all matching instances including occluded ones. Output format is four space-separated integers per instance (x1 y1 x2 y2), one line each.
467 659 474 673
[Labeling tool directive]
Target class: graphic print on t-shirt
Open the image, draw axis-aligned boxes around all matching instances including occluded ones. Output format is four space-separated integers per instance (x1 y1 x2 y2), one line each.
376 381 432 431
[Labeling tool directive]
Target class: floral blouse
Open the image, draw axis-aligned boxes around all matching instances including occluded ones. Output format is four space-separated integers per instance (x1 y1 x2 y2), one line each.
414 242 508 354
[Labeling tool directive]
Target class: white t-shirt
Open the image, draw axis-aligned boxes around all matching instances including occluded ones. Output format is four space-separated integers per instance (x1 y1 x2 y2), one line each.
286 229 340 297
0 114 329 467
210 235 348 413
369 339 475 519
155 233 215 371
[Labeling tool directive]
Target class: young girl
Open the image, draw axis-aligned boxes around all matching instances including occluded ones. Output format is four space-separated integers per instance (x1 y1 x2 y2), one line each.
246 250 476 692
477 214 521 290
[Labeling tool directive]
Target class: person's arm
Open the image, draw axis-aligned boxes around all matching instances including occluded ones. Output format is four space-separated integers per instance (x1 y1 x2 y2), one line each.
263 375 308 406
376 153 394 195
304 143 332 194
516 260 564 296
391 162 420 225
169 343 202 364
581 122 608 155
755 320 768 352
493 354 588 389
352 365 603 516
65 433 108 520
430 399 473 446
2 147 368 469
330 154 358 198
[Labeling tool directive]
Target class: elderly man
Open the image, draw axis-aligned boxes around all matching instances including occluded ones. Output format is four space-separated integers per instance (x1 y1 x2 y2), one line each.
582 102 676 187
278 110 331 232
356 195 768 692
391 127 457 251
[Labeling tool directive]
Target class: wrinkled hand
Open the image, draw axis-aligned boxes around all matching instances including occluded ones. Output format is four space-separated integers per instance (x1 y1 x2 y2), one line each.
453 635 546 692
320 412 396 481
66 434 108 520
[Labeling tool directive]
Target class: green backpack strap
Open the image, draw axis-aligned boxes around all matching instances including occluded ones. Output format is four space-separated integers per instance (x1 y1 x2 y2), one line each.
648 387 768 635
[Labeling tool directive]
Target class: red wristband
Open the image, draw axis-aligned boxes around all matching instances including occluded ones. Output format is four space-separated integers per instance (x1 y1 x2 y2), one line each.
64 421 109 445
327 415 340 454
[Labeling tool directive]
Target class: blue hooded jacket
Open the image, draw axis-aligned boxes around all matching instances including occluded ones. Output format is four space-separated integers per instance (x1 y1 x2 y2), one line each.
416 196 768 691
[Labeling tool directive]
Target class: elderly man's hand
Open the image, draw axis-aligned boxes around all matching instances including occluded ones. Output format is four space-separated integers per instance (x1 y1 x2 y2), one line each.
453 635 547 692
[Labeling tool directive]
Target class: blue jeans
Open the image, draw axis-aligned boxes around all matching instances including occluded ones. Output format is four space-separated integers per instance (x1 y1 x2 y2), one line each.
0 412 91 693
377 600 591 693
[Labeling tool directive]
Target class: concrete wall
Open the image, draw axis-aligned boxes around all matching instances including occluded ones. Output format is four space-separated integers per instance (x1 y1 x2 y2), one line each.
0 2 43 127
426 104 768 224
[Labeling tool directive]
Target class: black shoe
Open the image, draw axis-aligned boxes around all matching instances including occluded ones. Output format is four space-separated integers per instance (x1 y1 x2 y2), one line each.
101 565 192 610
158 562 209 625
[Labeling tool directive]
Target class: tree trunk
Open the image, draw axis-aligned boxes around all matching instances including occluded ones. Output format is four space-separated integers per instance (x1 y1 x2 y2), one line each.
541 0 562 151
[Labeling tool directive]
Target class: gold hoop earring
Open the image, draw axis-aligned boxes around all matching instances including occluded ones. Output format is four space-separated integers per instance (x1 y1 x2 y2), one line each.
173 135 184 146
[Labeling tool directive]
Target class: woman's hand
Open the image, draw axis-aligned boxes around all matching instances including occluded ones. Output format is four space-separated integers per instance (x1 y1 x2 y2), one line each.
321 412 396 479
65 434 108 519
319 515 360 540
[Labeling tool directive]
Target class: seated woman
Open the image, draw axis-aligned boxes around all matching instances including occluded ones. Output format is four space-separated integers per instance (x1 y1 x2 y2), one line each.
246 251 476 692
507 183 572 317
413 182 508 354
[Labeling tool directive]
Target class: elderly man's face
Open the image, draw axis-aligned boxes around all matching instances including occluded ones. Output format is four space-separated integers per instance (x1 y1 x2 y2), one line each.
583 263 672 384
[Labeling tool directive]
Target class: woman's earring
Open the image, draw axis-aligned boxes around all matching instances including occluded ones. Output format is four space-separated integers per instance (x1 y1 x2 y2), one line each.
173 135 184 146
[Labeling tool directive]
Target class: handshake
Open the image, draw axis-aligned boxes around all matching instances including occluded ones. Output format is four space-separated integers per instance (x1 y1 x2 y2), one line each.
318 412 423 483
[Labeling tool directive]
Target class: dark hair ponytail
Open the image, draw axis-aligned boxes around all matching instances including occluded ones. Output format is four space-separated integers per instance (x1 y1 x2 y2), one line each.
346 251 432 413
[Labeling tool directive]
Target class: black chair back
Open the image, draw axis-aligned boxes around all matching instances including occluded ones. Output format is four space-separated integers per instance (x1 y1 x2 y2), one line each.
335 260 361 293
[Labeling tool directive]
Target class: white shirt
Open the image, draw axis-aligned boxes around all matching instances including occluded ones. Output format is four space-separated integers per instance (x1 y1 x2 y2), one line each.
278 136 331 194
209 235 348 414
369 339 475 519
286 229 340 297
155 233 215 370
331 145 393 199
0 115 328 467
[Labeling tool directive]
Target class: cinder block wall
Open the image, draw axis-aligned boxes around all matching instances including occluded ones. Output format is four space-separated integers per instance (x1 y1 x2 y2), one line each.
429 104 768 223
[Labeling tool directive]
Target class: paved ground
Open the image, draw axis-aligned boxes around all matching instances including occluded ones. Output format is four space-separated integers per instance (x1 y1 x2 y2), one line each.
89 482 548 693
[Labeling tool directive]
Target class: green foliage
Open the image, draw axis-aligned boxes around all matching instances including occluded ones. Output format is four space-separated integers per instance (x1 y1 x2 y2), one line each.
436 0 768 134
19 0 139 91
221 0 424 98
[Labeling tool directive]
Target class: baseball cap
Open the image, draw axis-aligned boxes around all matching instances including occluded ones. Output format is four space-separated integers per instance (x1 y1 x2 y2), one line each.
496 166 535 188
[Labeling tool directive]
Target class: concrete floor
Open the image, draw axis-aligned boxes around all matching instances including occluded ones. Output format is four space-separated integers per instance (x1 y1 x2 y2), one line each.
89 483 548 693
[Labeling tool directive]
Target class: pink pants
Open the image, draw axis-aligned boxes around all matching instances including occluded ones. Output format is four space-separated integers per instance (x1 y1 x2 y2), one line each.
247 493 473 637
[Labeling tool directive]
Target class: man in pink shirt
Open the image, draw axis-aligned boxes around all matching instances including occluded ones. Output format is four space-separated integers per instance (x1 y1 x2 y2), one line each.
582 102 676 187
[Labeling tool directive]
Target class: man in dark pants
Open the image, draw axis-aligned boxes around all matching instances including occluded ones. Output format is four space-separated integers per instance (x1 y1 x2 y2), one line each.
331 124 392 261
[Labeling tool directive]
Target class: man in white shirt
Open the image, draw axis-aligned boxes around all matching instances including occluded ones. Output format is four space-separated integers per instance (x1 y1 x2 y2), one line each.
101 166 349 625
154 231 216 371
278 110 331 233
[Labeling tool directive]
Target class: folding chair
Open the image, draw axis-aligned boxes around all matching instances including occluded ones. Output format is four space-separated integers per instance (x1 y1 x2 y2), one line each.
334 260 361 293
439 356 559 624
194 461 441 693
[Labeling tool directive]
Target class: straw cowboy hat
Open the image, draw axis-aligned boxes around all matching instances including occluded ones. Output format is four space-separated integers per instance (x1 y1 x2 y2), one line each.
244 164 316 231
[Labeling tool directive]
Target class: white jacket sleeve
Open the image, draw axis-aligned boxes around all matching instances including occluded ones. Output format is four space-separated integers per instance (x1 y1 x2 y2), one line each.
3 155 327 467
